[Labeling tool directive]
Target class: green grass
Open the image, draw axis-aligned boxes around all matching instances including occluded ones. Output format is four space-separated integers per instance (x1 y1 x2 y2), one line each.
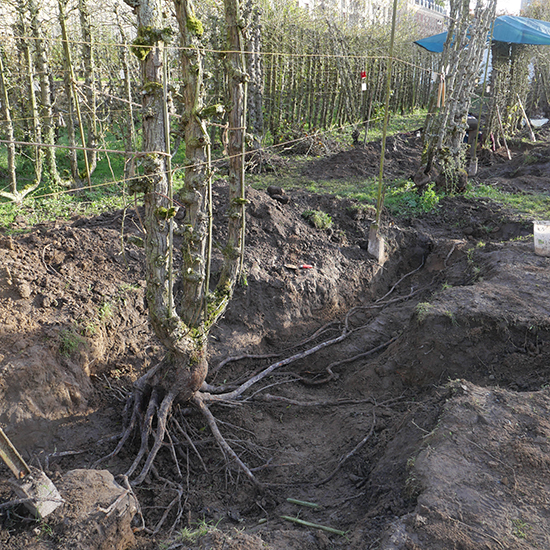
466 182 550 220
363 110 426 143
0 188 133 231
2 108 548 229
302 209 333 230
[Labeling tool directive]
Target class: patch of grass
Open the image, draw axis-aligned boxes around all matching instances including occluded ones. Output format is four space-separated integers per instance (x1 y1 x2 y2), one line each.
466 182 550 220
415 302 433 323
384 181 440 216
302 209 333 230
0 188 132 231
58 329 86 357
164 519 220 547
364 109 426 143
98 301 113 322
511 517 531 539
444 310 458 326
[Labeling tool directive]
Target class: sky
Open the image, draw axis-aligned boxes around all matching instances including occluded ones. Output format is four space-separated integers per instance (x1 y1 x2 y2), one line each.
496 0 521 15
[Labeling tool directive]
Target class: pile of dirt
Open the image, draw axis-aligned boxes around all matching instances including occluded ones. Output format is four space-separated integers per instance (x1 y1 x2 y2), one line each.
1 134 550 550
304 131 423 182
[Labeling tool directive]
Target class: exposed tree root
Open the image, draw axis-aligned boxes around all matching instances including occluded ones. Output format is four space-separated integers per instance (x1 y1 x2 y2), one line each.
92 260 430 535
192 394 262 488
317 404 377 486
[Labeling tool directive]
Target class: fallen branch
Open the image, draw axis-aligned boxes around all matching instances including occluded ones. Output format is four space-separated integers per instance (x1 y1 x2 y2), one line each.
281 515 347 536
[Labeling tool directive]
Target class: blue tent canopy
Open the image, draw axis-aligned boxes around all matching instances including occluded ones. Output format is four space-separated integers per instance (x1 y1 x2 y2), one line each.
414 15 550 53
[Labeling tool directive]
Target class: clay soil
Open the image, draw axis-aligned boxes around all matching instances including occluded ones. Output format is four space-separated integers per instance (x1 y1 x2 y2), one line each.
1 130 550 550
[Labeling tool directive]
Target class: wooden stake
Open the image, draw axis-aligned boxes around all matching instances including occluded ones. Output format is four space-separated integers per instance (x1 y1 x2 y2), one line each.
517 94 536 142
496 105 512 160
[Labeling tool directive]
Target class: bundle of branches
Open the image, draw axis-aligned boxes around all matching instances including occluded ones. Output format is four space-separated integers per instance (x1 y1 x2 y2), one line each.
416 0 497 193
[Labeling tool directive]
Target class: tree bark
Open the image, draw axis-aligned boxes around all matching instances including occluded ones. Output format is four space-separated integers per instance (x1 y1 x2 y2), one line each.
173 0 211 329
0 47 18 198
115 5 137 181
419 0 497 190
78 0 98 175
58 0 80 183
219 0 248 291
16 1 43 187
245 0 263 148
28 0 61 186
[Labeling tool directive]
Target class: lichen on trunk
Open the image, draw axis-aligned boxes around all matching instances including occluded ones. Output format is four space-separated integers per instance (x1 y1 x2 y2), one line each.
126 0 246 405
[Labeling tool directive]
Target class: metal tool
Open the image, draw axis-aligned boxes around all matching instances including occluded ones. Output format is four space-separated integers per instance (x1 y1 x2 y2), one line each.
0 427 63 518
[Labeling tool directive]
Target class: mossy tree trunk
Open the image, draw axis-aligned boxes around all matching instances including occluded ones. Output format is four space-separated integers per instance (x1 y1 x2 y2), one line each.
124 0 247 405
58 0 80 183
245 0 263 149
123 0 205 401
219 0 248 290
486 41 511 148
172 0 210 331
16 0 43 189
28 0 61 186
504 44 530 134
115 5 138 181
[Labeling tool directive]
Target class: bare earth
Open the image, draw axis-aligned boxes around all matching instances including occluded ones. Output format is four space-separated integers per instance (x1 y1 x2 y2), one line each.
1 130 550 549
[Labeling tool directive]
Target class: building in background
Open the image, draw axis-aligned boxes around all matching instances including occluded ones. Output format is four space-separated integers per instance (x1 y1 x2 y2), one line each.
297 0 447 36
407 0 447 36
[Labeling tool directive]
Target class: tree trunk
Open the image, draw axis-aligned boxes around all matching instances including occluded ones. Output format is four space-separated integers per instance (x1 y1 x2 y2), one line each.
419 0 497 190
17 1 43 187
78 0 98 175
245 0 263 148
28 0 61 186
0 47 18 198
115 5 137 181
58 0 80 183
219 0 247 290
173 0 210 329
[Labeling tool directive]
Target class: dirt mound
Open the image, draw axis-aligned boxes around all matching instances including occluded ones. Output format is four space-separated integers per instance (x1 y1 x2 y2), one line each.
382 380 550 550
303 131 422 181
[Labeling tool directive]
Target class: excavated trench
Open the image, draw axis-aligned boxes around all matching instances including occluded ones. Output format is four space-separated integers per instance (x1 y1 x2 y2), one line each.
1 177 550 549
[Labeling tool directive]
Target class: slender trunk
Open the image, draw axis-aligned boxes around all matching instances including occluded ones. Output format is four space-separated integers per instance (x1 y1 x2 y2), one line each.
245 0 263 147
115 5 137 181
28 0 60 186
78 0 98 175
18 3 43 186
219 0 247 290
421 0 497 186
173 0 210 328
58 0 80 183
0 47 18 198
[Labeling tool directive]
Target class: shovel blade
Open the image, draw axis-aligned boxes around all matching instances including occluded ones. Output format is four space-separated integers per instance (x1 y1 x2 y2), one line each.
368 226 386 264
10 467 64 518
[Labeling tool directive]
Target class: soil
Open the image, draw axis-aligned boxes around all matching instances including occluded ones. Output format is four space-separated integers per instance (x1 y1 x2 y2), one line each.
1 128 550 550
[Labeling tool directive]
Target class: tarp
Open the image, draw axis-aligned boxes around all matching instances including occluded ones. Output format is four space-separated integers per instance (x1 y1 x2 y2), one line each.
414 15 550 53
